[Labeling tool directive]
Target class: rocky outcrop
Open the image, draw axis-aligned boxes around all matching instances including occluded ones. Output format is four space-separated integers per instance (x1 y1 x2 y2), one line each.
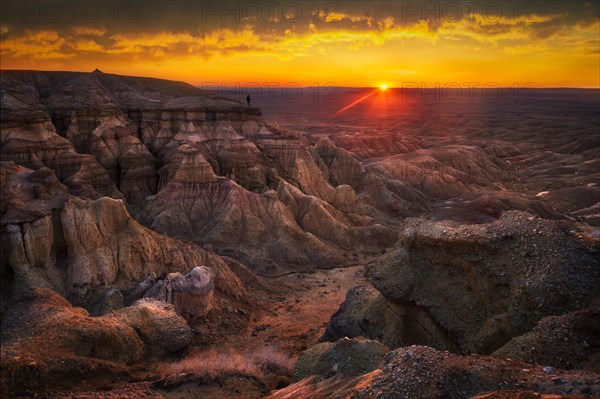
0 118 122 200
0 72 123 200
369 212 600 355
87 116 158 204
0 71 260 206
492 308 600 371
354 346 600 399
112 298 193 357
138 123 397 274
294 337 388 381
321 212 600 356
141 176 347 275
0 288 191 396
141 266 215 320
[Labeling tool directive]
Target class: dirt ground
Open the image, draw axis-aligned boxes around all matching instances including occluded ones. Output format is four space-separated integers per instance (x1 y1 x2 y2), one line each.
247 265 369 353
160 265 369 399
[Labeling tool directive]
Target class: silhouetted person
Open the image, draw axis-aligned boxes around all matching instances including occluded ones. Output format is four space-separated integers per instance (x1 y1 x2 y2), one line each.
246 94 251 106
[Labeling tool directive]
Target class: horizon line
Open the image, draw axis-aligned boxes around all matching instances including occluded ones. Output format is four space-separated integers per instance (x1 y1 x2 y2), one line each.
1 68 599 90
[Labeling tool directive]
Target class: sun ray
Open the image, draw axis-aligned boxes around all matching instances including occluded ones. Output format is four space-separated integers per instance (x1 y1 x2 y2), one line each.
330 88 379 117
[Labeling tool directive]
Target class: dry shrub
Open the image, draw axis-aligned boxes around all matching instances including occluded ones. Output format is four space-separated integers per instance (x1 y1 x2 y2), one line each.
159 347 295 384
254 347 295 375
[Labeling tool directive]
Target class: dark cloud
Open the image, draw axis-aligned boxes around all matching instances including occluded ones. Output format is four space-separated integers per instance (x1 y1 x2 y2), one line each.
0 0 597 67
1 0 597 37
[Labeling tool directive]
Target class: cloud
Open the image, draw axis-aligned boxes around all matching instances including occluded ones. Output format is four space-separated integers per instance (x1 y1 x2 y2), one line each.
73 39 104 52
71 27 106 37
1 3 598 64
108 32 195 53
319 11 373 25
0 30 73 59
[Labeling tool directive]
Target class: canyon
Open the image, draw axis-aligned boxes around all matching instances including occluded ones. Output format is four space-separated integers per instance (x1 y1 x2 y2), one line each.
1 70 598 398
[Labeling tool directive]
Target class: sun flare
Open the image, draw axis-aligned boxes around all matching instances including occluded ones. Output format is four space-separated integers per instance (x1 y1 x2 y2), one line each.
380 84 389 91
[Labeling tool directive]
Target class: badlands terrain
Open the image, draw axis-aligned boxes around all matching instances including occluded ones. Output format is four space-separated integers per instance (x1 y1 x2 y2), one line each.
0 70 599 398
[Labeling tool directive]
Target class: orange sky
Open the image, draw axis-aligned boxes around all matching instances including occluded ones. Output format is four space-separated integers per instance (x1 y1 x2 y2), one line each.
1 1 599 87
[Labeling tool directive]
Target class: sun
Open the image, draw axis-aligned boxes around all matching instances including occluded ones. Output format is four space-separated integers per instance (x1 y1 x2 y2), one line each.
379 83 388 91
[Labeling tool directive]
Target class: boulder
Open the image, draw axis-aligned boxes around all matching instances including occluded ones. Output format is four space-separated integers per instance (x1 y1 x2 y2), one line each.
113 298 192 357
143 266 215 320
492 308 600 371
0 288 192 395
294 337 388 381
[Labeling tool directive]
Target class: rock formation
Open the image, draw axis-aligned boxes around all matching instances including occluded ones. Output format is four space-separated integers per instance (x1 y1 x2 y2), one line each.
371 212 599 355
3 70 589 281
271 345 600 399
0 288 191 396
1 71 403 275
2 70 599 398
141 266 215 321
0 161 246 314
322 212 599 355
